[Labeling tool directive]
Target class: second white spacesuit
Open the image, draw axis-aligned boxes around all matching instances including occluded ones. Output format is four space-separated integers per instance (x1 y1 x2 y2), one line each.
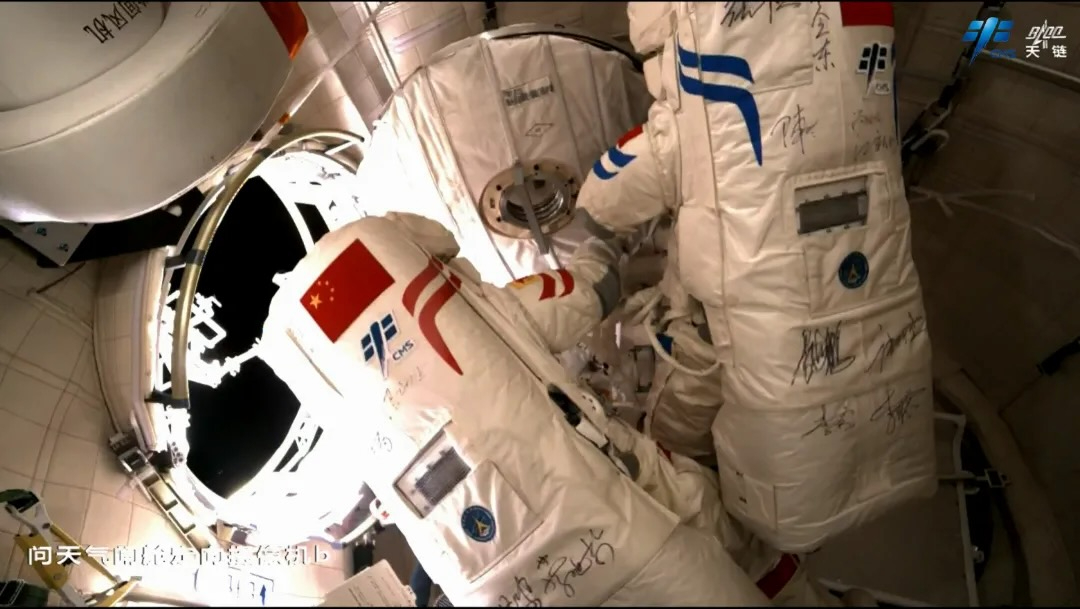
258 215 774 606
577 1 936 553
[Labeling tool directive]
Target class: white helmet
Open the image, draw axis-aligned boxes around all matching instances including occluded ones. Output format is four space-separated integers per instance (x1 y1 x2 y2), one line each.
627 2 675 55
627 2 677 100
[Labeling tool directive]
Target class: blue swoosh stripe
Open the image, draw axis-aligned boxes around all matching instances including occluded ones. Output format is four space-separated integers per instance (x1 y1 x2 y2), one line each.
592 159 618 180
608 147 637 168
676 45 754 83
676 44 763 166
678 71 763 166
367 320 387 373
592 146 638 181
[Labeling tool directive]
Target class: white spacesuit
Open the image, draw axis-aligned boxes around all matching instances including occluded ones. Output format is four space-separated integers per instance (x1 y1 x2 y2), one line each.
576 1 936 553
258 215 774 606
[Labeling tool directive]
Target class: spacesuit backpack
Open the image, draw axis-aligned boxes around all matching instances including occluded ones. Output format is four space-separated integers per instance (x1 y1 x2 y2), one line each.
646 2 936 552
259 217 768 606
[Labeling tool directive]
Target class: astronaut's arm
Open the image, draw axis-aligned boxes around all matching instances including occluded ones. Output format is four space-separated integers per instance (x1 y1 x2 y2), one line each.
577 99 680 234
503 236 626 353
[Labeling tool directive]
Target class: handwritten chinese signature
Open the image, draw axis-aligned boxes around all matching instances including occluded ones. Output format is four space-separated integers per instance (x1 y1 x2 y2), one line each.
541 529 616 600
383 366 425 405
497 576 542 608
865 313 926 374
870 387 927 435
850 109 881 132
771 103 818 154
802 404 857 438
722 2 803 27
791 322 856 385
812 2 835 71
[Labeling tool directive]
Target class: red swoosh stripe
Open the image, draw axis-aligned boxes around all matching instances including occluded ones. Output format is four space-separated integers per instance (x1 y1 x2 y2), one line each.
757 554 800 599
403 258 442 315
617 124 645 148
538 273 557 301
555 270 575 297
417 273 463 375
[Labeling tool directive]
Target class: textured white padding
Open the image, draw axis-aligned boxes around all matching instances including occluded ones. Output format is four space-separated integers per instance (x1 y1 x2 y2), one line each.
355 32 650 286
94 248 168 452
496 2 630 41
670 4 935 552
372 2 487 81
625 2 673 54
260 216 769 606
575 2 938 552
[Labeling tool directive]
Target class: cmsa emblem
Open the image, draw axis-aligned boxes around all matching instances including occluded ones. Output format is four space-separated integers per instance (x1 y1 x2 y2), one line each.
361 313 415 378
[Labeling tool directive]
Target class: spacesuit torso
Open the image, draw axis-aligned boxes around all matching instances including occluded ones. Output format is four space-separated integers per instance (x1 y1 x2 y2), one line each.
577 1 936 553
259 217 768 607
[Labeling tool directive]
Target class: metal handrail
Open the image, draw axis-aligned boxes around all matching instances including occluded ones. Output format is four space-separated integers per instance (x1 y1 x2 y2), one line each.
169 129 365 409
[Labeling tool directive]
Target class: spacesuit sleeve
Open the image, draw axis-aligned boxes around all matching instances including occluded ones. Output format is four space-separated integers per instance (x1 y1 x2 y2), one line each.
503 237 625 353
576 99 680 233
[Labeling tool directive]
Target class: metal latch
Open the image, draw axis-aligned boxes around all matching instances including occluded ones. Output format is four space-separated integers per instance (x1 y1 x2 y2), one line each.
972 468 1009 489
940 468 1010 492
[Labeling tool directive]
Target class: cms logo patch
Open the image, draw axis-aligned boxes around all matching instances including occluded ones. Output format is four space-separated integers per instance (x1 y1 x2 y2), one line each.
857 43 892 96
361 314 415 378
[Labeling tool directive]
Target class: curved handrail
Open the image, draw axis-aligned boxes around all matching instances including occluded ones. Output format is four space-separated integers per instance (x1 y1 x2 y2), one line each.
169 129 365 407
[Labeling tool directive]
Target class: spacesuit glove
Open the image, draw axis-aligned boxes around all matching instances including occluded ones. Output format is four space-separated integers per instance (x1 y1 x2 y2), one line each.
568 234 627 284
622 285 663 326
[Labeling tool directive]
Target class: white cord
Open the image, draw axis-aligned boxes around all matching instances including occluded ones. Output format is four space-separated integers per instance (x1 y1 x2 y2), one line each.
909 186 1080 262
908 128 950 154
0 581 25 607
626 287 722 378
902 101 953 149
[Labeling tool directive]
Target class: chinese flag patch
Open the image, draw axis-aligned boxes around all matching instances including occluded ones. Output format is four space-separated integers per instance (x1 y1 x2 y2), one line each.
300 240 394 342
839 2 893 27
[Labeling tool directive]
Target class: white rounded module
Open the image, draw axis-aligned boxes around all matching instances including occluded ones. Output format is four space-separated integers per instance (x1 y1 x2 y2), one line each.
0 2 165 111
354 25 651 285
0 2 299 224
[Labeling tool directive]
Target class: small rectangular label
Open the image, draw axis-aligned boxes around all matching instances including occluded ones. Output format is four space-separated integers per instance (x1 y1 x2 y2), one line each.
503 76 556 108
321 560 415 607
796 191 869 235
395 431 471 517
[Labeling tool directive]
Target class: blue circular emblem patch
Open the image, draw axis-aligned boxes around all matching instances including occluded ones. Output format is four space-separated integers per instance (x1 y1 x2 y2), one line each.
838 251 870 289
461 505 496 543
